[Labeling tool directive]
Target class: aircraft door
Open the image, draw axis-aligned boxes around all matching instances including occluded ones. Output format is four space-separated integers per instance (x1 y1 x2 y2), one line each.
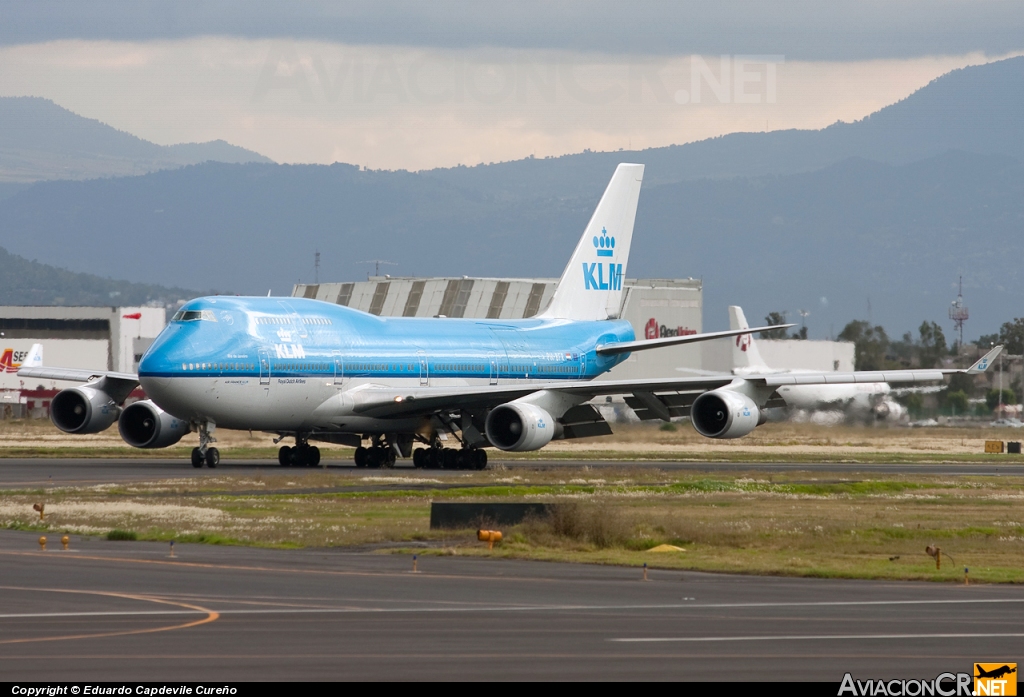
488 352 498 386
578 351 587 379
418 350 428 386
332 350 344 386
258 349 271 386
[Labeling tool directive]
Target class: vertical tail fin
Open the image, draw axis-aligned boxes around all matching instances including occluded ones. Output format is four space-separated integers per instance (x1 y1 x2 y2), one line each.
22 343 43 368
728 306 769 370
540 163 644 320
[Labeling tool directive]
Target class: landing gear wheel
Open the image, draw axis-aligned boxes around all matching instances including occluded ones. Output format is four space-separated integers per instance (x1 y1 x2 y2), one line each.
428 448 443 470
474 449 487 470
191 447 203 468
205 447 220 468
443 449 457 470
413 449 426 468
383 448 396 469
309 446 321 467
278 445 292 467
289 446 306 468
354 446 367 468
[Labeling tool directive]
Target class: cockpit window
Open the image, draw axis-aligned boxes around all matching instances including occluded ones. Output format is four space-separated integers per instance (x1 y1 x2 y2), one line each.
172 309 217 322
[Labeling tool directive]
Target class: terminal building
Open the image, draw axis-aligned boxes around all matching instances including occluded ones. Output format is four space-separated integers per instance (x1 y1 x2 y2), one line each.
0 306 165 417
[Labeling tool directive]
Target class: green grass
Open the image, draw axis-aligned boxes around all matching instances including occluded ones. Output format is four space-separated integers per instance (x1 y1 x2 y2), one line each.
106 529 137 541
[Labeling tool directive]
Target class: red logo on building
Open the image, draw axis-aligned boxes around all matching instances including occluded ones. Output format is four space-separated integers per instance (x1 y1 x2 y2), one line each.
0 348 25 374
646 318 696 340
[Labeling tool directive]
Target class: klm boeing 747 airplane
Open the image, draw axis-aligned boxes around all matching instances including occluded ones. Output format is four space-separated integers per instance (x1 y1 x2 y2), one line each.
20 164 1001 469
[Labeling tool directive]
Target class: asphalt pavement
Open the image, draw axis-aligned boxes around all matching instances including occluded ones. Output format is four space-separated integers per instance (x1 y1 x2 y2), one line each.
1 530 1021 681
3 456 1024 490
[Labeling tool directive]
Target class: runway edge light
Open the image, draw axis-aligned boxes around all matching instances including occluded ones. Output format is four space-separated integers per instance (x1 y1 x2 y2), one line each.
477 530 503 550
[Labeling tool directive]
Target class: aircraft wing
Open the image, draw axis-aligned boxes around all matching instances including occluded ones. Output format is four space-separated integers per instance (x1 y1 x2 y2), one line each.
345 345 1002 420
18 366 140 404
346 375 737 418
595 324 794 355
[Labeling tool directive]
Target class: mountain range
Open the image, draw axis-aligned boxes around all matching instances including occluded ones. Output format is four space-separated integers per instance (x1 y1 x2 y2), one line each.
0 57 1021 338
0 96 271 184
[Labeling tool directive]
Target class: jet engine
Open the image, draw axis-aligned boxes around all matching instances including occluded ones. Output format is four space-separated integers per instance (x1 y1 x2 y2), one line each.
690 389 765 439
50 386 120 434
118 400 188 449
485 403 557 451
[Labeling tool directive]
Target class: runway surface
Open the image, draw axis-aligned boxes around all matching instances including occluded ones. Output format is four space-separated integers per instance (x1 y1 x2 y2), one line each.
1 530 1021 681
3 457 1024 489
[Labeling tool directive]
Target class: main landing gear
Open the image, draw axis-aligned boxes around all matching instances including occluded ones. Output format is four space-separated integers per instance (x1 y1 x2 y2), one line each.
191 421 219 468
277 433 321 468
353 444 396 469
412 447 487 471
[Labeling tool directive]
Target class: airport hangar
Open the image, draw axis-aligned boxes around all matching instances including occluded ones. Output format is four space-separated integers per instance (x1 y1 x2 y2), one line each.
292 276 854 382
0 305 165 417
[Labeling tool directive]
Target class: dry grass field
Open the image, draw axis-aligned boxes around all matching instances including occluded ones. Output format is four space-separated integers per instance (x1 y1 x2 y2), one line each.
1 464 1022 583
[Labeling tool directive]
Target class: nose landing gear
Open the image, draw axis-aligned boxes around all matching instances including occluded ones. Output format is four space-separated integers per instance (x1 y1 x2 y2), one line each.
191 420 219 468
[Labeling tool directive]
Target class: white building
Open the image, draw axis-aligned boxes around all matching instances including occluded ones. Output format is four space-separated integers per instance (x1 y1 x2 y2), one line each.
0 306 165 392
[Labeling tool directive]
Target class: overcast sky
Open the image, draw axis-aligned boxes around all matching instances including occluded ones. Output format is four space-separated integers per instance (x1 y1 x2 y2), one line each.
1 1 1020 169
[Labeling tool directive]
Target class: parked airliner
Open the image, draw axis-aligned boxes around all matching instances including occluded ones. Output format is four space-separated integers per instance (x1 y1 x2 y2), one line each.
728 306 905 420
20 164 1001 469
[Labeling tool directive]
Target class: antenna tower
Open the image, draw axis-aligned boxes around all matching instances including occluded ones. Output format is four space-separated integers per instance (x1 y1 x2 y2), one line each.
357 259 397 279
314 250 320 284
949 275 969 352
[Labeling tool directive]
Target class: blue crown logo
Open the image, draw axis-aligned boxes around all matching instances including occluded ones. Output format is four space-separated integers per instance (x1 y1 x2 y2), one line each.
593 227 615 257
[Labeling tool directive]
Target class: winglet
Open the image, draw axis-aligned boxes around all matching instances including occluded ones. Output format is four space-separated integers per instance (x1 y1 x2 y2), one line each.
967 345 1002 374
22 343 43 369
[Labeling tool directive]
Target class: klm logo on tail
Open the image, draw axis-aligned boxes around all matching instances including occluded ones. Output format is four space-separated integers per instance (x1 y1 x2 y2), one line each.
583 263 623 291
584 227 623 290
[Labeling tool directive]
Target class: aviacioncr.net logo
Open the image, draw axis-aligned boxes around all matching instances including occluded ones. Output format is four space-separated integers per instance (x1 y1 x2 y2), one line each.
839 672 972 696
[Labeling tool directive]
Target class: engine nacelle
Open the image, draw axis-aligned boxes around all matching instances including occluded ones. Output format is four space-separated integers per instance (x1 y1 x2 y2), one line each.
118 400 188 449
485 403 556 452
50 386 119 434
690 390 764 439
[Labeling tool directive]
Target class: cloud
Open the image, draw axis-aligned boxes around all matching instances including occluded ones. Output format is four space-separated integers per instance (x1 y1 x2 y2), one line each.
1 1 1022 61
0 38 1014 170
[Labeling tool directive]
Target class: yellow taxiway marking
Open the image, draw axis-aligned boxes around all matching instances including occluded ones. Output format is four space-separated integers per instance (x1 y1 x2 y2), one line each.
0 586 219 645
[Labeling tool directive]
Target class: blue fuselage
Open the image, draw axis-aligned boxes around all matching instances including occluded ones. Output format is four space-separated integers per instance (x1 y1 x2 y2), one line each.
138 296 634 430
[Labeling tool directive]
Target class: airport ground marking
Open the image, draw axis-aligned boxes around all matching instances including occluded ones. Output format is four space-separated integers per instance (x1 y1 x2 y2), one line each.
0 549 571 584
4 597 1024 620
0 586 219 645
612 632 1024 643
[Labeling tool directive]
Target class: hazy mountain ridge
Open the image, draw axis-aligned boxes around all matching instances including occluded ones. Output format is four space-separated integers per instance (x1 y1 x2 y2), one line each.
421 56 1024 200
0 150 1021 336
0 96 272 183
0 246 200 307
